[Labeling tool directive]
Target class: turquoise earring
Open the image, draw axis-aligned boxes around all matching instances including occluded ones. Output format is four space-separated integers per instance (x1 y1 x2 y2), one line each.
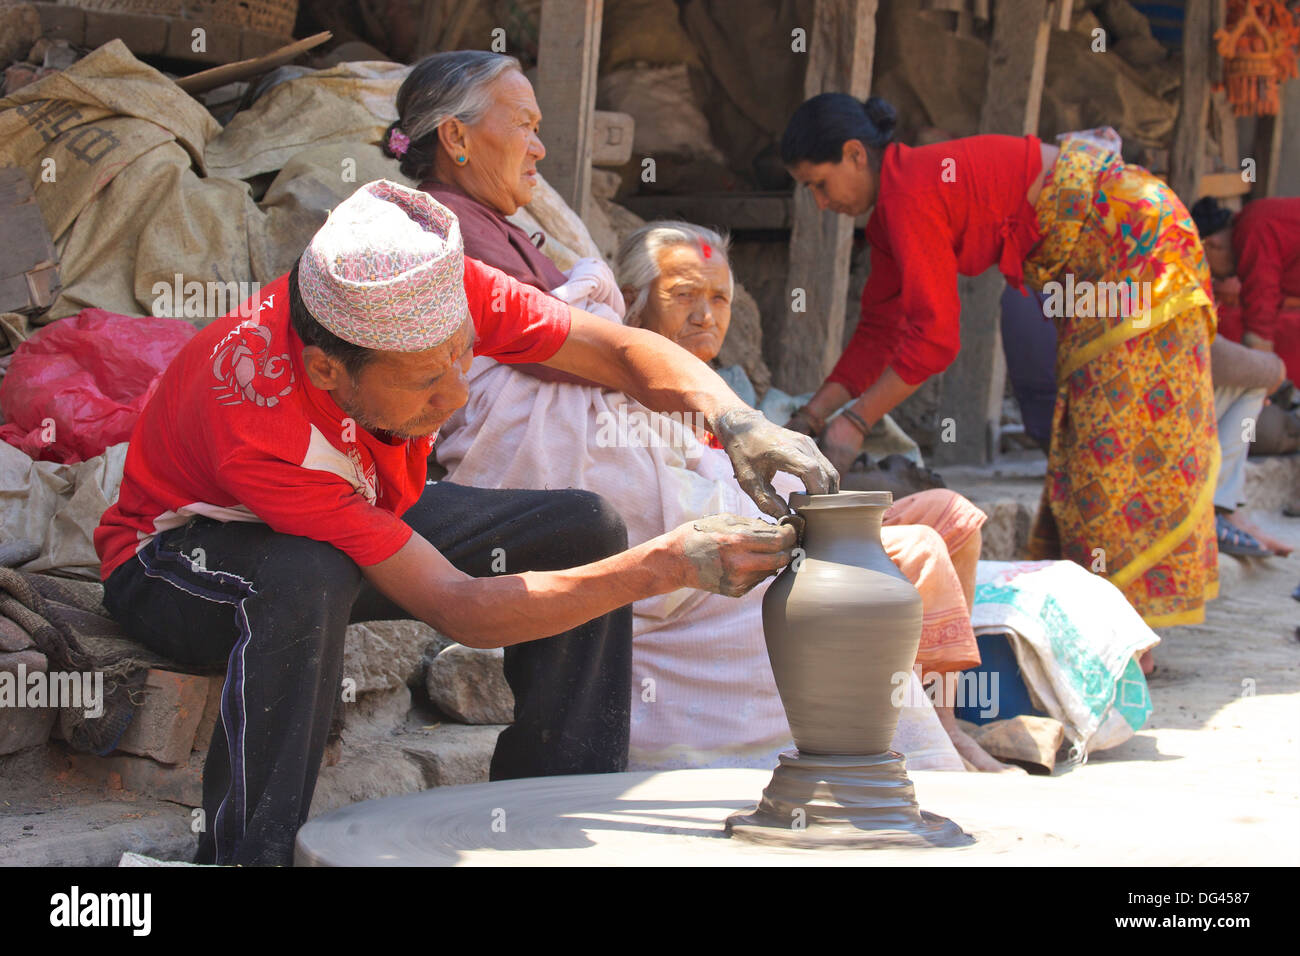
456 155 467 165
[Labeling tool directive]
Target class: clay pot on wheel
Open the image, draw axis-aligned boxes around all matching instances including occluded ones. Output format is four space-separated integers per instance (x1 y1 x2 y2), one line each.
762 490 922 755
727 490 971 848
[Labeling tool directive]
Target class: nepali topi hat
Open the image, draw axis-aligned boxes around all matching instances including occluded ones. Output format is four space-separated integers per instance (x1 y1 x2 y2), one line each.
298 179 469 351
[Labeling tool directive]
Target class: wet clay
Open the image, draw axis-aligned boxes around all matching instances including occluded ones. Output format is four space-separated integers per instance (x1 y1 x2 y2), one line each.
683 514 794 596
725 751 972 848
763 491 921 753
727 490 971 848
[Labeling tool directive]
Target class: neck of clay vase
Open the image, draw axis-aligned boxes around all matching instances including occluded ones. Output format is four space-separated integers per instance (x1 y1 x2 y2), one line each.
799 503 885 556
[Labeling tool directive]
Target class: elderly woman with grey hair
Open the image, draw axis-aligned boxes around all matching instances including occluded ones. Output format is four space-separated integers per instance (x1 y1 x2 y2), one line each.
384 50 623 324
436 218 974 773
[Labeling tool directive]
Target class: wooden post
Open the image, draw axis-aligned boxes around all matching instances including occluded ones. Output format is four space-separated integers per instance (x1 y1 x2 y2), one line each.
535 0 602 219
1169 0 1211 203
932 0 1051 466
777 0 877 394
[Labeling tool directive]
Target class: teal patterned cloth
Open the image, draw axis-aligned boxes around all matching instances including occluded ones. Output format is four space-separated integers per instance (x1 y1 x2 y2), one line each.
973 561 1158 761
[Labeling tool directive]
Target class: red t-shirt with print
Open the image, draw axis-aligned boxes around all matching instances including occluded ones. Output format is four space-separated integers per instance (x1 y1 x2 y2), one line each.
95 257 571 579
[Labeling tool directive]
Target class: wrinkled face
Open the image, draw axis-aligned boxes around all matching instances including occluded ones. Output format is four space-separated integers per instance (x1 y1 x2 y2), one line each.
1201 229 1235 279
459 71 545 215
632 243 733 362
307 317 476 440
787 139 877 217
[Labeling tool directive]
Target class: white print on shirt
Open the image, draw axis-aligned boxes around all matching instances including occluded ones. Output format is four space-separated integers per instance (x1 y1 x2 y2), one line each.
210 316 295 408
303 425 379 503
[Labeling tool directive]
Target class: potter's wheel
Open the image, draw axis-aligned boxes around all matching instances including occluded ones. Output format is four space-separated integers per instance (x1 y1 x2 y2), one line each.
297 767 1290 866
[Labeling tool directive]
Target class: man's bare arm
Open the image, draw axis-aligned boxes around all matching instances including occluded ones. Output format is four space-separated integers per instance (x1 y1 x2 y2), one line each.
362 516 796 647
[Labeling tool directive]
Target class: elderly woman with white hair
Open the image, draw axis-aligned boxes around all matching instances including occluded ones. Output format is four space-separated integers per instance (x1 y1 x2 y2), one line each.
435 218 1016 772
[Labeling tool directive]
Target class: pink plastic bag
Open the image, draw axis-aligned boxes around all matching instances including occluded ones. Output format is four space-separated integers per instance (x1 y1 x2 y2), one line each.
0 309 195 464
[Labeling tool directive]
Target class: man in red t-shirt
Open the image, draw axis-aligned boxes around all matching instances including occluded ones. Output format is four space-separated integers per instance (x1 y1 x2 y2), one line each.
1195 196 1300 380
97 181 836 865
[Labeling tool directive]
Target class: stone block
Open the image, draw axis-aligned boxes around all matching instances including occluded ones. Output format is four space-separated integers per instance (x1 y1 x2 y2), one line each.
84 11 168 56
425 645 515 724
33 2 85 44
0 647 55 755
976 499 1033 561
309 722 505 818
592 111 635 166
344 619 450 695
399 722 504 789
115 670 209 765
0 703 55 756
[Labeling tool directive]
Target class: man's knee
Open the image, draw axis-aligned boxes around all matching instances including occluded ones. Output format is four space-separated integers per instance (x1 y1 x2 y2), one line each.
253 536 363 606
549 489 629 565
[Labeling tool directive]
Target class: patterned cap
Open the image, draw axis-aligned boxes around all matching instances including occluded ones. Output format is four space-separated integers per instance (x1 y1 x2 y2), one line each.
298 180 469 351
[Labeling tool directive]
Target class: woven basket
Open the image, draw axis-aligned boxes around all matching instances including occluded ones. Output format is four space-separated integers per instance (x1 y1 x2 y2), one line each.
62 0 299 38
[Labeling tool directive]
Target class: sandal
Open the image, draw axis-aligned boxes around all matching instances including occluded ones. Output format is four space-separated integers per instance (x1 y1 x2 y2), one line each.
1217 513 1272 558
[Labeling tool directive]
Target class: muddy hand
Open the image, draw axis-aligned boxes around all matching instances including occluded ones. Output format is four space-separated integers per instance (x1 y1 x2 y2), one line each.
675 514 798 598
713 407 839 519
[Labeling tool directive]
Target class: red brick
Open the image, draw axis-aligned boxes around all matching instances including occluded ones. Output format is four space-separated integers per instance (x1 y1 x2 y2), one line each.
33 2 85 44
115 669 209 765
192 674 224 754
84 10 168 56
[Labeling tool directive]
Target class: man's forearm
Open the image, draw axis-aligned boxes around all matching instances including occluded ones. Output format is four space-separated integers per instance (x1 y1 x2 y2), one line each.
603 333 744 430
547 307 746 430
368 532 688 649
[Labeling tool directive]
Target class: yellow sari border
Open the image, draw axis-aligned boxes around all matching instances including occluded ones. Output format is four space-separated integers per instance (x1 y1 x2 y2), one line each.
1110 438 1220 592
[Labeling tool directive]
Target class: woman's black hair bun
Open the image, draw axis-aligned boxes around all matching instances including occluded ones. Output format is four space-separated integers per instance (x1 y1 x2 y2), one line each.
861 95 897 146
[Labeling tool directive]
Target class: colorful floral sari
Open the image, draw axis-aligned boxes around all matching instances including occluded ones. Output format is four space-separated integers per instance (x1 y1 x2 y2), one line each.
1024 139 1219 627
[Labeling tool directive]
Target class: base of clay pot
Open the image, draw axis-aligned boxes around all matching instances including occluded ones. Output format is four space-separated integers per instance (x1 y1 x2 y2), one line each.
725 750 974 849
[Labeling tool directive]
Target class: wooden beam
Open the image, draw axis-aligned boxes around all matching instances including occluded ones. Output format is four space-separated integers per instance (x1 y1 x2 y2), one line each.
776 0 877 394
1249 109 1285 199
535 0 602 220
1169 0 1211 203
1197 171 1251 198
933 0 1050 466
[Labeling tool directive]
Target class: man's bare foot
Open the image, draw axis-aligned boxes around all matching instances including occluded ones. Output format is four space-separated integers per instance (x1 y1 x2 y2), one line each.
1226 511 1293 557
937 706 1026 773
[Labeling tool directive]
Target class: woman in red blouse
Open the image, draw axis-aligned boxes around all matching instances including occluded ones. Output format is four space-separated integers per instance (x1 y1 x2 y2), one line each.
781 95 1220 632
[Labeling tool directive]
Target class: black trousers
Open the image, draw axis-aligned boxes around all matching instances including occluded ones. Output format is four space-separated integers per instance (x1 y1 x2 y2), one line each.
103 482 633 866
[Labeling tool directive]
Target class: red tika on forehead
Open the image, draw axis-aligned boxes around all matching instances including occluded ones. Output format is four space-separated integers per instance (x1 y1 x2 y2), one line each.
700 242 713 259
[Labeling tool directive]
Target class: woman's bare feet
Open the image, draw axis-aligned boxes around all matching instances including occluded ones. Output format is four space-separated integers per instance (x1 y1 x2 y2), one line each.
1226 511 1293 557
1138 649 1156 676
936 706 1026 773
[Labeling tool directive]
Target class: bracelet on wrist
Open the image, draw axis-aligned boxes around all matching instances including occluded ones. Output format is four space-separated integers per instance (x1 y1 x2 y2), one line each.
839 407 871 438
793 405 826 433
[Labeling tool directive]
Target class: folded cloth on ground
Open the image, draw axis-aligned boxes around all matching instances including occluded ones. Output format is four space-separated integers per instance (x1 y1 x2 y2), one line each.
0 568 174 754
972 559 1160 763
